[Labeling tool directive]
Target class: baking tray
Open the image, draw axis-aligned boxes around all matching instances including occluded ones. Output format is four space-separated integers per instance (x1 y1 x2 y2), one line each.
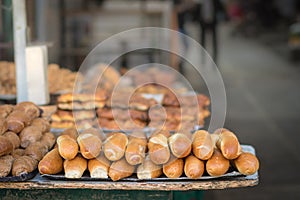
41 145 255 182
0 169 38 182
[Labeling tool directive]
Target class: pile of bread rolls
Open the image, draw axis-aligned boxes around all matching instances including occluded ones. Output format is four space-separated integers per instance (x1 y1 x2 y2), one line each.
0 102 56 178
39 127 259 181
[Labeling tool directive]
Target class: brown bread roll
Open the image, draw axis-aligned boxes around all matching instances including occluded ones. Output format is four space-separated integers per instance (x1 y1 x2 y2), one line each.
81 128 106 141
24 142 48 161
31 118 50 133
168 133 192 158
88 153 110 178
60 128 78 140
148 133 170 165
12 155 38 176
163 156 184 178
184 155 205 179
19 126 43 148
0 117 8 135
108 158 135 181
233 152 259 175
6 111 30 133
11 148 25 159
40 132 56 150
215 130 242 159
38 148 63 175
77 131 102 159
206 149 230 176
125 132 147 165
64 154 87 178
14 101 40 121
192 130 214 160
137 156 162 179
57 134 79 160
0 155 14 177
0 136 13 156
103 132 128 161
0 104 14 118
3 131 20 149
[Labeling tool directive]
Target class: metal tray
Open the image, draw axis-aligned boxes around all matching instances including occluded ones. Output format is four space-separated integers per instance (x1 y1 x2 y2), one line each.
0 169 38 182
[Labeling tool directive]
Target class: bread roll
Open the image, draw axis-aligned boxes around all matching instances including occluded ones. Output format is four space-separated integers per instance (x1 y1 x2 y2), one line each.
184 155 205 179
3 131 20 149
137 156 162 179
60 128 78 140
192 130 214 160
40 132 56 150
215 130 242 159
206 149 230 176
80 128 106 142
0 117 8 135
57 134 79 160
103 133 128 161
31 118 50 133
19 126 43 148
14 101 40 121
233 152 259 175
0 155 14 177
88 153 110 178
125 132 147 165
168 133 192 158
24 142 48 161
77 131 102 159
108 158 135 181
6 111 30 133
38 148 63 175
148 133 170 165
64 154 87 178
0 104 14 118
163 157 184 178
0 136 13 156
12 155 38 176
11 148 25 159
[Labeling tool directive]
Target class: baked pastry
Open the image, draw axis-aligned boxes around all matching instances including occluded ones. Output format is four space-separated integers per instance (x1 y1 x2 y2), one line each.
57 134 79 160
125 132 147 165
0 155 14 177
98 118 121 130
40 132 56 150
14 101 40 120
60 128 78 140
24 142 48 161
108 158 135 181
0 136 13 156
6 111 30 133
38 148 63 175
206 149 230 176
11 148 25 159
163 157 184 178
0 117 8 135
192 130 214 160
215 130 242 159
12 155 38 176
103 132 128 161
137 155 162 179
19 126 43 148
148 133 170 165
88 153 110 178
0 104 14 118
168 133 192 158
233 152 259 175
3 131 20 149
184 155 205 179
31 118 51 133
77 130 102 159
64 154 87 178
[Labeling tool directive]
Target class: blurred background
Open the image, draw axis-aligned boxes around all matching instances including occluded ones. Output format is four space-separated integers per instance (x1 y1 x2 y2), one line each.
1 0 300 199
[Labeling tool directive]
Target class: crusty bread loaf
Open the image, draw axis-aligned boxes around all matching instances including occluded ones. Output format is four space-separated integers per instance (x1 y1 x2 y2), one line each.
38 148 63 175
57 134 79 160
12 155 38 176
108 158 135 181
168 133 192 158
163 156 184 178
0 136 13 156
215 130 242 159
148 133 170 165
0 155 14 177
206 149 230 176
137 156 162 179
64 154 87 178
125 132 147 165
3 131 20 149
77 131 102 159
192 130 214 160
103 132 128 161
88 153 110 178
184 155 205 179
233 152 259 175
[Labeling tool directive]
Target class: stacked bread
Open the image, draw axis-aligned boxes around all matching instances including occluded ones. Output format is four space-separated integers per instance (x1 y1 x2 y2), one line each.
96 93 157 130
0 102 56 177
39 128 259 181
51 91 108 129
